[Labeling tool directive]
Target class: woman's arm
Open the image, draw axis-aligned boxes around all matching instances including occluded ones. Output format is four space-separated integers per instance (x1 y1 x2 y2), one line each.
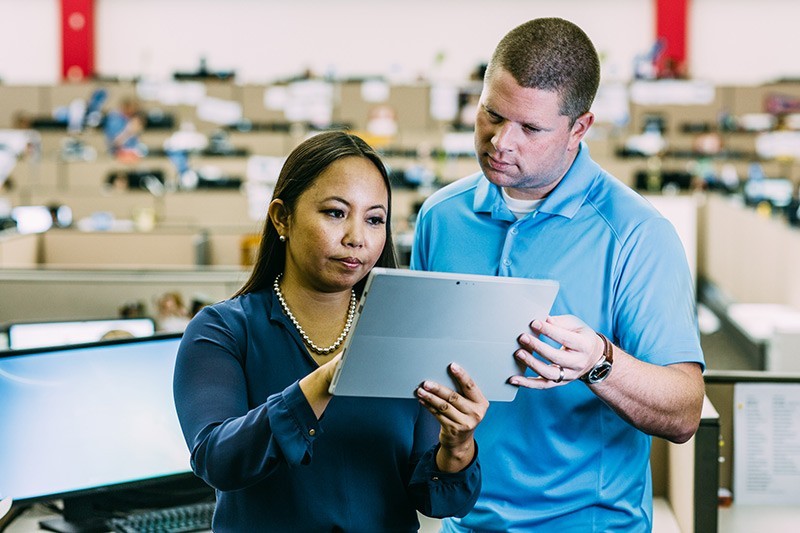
173 308 322 491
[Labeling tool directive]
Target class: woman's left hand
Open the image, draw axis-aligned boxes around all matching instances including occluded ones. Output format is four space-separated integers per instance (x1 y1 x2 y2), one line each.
415 363 489 472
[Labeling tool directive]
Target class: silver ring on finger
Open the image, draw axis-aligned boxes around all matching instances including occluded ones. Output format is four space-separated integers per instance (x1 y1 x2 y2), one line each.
552 364 565 383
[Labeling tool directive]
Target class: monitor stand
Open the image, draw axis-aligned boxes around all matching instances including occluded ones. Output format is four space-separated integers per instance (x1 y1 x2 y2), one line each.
39 496 109 533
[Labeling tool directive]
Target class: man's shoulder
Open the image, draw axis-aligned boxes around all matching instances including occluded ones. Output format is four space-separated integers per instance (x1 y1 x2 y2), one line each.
585 171 668 238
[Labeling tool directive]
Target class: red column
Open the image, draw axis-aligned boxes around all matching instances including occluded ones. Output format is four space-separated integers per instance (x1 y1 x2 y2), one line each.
60 0 95 81
655 0 689 78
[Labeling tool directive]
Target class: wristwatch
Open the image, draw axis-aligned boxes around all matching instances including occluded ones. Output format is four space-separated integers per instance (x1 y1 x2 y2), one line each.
580 332 614 385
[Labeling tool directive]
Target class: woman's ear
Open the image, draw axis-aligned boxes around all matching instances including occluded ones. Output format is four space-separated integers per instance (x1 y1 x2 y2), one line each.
267 199 290 237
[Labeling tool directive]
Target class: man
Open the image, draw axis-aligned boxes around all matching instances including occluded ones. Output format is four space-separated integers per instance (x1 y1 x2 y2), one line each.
104 97 146 161
411 18 705 532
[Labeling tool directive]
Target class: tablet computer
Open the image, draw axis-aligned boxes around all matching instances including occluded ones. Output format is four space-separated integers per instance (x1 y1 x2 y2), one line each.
329 268 559 402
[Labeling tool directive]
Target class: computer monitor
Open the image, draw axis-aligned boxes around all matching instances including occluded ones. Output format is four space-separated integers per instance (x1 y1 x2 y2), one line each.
6 317 157 350
0 334 202 532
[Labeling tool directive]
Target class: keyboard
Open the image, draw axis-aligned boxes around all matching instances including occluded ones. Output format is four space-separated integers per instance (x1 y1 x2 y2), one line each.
106 501 215 533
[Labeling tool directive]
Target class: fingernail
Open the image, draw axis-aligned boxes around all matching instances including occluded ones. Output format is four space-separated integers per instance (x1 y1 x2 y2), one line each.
515 350 526 360
450 362 461 372
519 334 531 344
531 320 542 330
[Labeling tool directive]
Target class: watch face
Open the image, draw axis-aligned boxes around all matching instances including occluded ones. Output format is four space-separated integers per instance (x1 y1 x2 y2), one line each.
588 361 612 383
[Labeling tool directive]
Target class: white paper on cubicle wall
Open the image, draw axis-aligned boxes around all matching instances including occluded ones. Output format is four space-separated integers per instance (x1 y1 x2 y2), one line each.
329 268 559 402
733 383 800 505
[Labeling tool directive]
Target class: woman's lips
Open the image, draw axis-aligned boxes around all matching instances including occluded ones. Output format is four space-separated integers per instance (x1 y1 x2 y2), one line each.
337 257 363 269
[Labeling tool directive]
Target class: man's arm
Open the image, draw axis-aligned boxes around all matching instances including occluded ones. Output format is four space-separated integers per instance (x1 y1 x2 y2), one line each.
510 315 705 444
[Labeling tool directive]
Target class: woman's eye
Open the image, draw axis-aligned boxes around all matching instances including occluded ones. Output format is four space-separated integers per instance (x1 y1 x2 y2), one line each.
367 216 386 226
323 209 345 218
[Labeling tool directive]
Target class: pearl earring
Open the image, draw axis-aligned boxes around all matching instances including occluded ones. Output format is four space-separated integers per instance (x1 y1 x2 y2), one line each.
279 235 286 242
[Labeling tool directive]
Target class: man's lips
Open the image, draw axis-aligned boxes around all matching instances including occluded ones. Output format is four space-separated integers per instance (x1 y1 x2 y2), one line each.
486 154 514 171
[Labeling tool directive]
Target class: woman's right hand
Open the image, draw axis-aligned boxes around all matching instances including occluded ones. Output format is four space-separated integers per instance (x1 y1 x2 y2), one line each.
299 354 342 419
415 363 489 472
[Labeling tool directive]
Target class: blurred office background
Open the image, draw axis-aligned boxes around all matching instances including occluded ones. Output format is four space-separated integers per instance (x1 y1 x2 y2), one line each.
2 1 800 532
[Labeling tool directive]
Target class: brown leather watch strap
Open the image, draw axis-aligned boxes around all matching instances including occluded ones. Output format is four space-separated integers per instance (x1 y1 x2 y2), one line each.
596 332 613 363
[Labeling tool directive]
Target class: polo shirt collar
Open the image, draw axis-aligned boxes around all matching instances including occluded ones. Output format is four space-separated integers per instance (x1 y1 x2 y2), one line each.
473 142 601 221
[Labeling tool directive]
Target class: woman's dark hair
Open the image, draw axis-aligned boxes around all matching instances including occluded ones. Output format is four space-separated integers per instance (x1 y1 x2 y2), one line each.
234 131 397 297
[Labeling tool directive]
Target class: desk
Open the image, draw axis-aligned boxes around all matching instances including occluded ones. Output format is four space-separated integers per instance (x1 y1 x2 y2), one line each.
6 501 683 533
4 503 213 533
726 303 800 370
718 504 800 532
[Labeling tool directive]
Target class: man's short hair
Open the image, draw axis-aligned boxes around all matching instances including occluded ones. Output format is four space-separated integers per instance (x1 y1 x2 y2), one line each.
486 18 601 123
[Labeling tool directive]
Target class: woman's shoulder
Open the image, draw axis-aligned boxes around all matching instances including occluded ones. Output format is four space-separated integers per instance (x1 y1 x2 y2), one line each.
190 290 271 333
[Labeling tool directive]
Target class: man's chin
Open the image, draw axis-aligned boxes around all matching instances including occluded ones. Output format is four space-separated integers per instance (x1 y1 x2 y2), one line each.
480 165 516 187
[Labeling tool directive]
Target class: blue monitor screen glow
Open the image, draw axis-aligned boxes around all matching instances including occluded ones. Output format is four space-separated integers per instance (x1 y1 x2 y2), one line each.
7 318 156 350
0 334 195 529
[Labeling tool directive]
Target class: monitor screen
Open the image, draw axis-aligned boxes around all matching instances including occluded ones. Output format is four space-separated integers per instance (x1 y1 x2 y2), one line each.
7 318 156 350
0 334 191 508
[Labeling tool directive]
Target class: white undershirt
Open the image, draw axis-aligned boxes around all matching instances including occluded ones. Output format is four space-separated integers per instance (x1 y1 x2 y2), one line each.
501 188 544 219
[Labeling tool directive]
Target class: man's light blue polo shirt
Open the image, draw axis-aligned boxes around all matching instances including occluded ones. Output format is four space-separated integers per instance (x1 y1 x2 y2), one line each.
411 144 705 532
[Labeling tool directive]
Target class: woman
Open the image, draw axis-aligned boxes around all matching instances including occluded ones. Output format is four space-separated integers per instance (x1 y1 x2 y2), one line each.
173 131 487 532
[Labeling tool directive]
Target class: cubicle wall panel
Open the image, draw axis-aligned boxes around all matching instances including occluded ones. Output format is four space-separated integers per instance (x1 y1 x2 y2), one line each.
727 83 800 117
46 82 136 111
41 231 197 267
27 192 157 221
188 156 249 179
208 232 252 267
334 81 373 132
139 130 176 151
389 84 433 133
0 85 48 128
61 157 175 190
0 233 39 267
162 191 257 226
38 130 110 158
202 82 238 101
702 194 798 306
628 85 725 135
240 84 288 123
10 159 61 192
226 131 291 156
0 269 247 323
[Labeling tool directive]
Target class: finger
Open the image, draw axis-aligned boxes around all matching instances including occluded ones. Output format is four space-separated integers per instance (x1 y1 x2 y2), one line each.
517 334 567 366
416 386 466 424
514 349 565 381
448 363 488 404
529 318 584 350
418 378 460 405
508 374 560 390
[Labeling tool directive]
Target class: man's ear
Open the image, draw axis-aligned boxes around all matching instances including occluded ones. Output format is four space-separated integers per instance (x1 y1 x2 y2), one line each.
568 112 595 151
267 199 290 236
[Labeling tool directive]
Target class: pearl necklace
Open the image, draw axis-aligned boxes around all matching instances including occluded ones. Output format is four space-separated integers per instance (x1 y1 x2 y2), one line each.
273 274 356 355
